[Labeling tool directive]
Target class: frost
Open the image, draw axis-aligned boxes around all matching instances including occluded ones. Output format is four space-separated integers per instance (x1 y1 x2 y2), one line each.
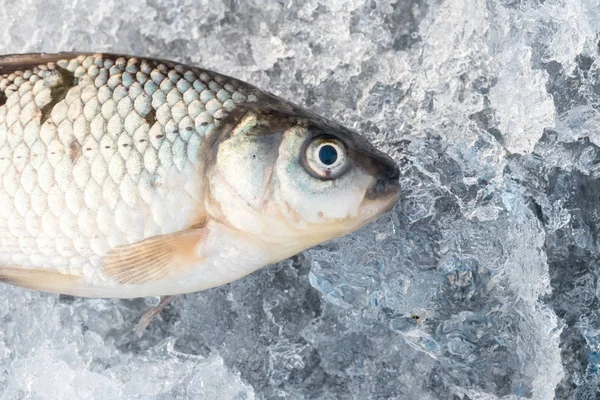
489 47 555 154
1 0 600 398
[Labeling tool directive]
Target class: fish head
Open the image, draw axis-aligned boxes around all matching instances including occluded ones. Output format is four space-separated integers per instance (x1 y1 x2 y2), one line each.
207 105 400 260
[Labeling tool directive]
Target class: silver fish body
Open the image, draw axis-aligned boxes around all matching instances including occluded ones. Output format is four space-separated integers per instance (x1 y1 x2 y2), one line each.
0 53 400 298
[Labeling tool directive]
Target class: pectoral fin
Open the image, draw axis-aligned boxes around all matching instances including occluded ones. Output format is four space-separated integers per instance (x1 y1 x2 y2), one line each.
103 225 208 285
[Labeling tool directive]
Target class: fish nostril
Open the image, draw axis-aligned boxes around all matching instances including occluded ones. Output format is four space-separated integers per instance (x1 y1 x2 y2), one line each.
375 175 395 193
375 178 387 193
379 162 399 184
387 164 400 181
372 163 401 196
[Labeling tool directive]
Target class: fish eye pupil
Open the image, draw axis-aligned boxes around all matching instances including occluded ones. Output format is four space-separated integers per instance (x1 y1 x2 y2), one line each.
318 144 338 166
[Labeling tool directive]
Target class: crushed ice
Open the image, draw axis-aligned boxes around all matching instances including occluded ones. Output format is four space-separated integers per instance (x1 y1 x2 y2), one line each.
1 0 600 398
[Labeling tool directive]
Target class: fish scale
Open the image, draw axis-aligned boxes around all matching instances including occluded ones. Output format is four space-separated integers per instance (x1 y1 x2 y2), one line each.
0 54 249 279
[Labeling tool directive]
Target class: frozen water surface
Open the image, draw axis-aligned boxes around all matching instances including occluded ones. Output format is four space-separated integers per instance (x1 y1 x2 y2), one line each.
1 0 600 398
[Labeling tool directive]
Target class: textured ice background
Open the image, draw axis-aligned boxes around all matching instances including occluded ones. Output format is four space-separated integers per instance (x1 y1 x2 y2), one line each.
0 0 599 398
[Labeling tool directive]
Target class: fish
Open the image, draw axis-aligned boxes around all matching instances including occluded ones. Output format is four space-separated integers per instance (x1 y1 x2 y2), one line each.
0 52 400 303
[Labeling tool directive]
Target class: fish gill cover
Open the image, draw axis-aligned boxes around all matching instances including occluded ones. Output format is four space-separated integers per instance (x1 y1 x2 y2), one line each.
0 0 599 398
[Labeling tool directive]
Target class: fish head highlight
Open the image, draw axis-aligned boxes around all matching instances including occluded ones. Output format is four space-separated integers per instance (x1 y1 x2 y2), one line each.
206 106 400 262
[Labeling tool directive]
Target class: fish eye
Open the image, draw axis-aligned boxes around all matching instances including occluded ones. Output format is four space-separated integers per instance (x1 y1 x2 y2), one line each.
303 136 348 180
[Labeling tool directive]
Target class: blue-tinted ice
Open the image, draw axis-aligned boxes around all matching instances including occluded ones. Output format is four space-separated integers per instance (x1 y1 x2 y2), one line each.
1 0 599 398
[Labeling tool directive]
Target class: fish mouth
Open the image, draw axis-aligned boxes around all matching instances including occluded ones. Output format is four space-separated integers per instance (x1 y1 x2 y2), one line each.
362 158 401 216
365 161 401 202
356 183 400 231
359 177 401 225
380 181 401 213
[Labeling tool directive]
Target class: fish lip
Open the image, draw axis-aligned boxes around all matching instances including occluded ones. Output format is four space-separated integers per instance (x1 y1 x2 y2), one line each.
358 181 400 225
383 184 401 212
380 181 401 212
364 179 401 215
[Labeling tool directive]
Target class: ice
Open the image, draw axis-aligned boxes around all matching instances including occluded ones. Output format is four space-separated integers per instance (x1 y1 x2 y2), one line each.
489 46 555 154
0 0 600 398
